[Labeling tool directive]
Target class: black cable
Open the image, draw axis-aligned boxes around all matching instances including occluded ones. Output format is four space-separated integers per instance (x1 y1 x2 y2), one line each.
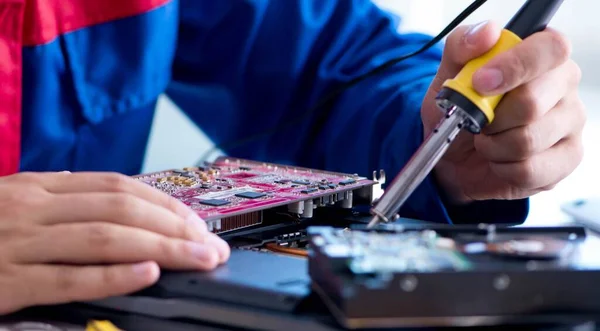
196 0 488 165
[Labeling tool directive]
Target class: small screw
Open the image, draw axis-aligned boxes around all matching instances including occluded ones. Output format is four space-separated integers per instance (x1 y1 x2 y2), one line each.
493 275 510 291
526 261 538 271
400 276 418 292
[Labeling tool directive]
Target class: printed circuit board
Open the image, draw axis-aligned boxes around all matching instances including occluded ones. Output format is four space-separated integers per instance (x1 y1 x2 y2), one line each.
133 157 384 233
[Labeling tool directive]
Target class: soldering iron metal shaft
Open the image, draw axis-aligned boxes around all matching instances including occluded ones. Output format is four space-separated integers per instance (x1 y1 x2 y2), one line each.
367 108 470 228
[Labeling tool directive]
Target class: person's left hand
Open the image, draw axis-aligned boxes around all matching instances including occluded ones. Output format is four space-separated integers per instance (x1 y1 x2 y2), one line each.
421 21 586 204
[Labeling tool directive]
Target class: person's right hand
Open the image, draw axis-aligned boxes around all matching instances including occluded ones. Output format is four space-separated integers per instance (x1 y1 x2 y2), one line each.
0 171 230 315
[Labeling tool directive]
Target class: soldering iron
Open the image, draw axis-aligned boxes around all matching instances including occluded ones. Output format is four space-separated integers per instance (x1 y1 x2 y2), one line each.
368 0 566 228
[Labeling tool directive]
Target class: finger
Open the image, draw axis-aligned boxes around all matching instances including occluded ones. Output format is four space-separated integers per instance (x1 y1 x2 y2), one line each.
442 21 502 76
473 28 571 95
489 135 584 190
16 262 159 309
484 59 581 135
17 222 221 269
43 193 208 243
41 172 196 221
204 232 231 264
474 98 578 163
431 21 502 92
423 21 501 139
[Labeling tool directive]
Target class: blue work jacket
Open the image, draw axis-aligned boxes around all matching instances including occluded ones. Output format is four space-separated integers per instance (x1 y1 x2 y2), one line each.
0 0 528 224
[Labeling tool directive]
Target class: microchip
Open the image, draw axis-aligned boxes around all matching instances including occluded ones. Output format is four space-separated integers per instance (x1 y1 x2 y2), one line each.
181 172 195 178
172 169 186 175
339 179 356 186
328 184 338 189
235 191 267 199
318 185 329 190
275 179 291 184
198 199 231 206
239 166 251 171
301 188 318 194
292 180 310 185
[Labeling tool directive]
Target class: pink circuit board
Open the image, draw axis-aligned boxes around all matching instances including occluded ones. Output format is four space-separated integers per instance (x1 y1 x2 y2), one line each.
133 157 381 233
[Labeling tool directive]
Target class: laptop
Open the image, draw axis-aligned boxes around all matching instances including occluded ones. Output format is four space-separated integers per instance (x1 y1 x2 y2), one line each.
561 198 600 233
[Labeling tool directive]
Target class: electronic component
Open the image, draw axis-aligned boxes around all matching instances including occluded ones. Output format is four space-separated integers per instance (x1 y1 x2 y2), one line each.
234 191 267 199
300 188 318 194
292 180 310 185
198 199 231 207
133 157 385 234
308 225 600 329
338 179 356 186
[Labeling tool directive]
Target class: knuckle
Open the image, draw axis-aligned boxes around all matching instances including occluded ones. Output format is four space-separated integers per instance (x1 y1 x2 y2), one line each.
1 187 49 219
516 126 538 158
13 172 43 186
157 237 177 260
179 216 192 240
499 53 527 88
56 267 77 293
513 160 537 188
111 194 143 220
186 217 208 242
516 86 543 124
103 173 132 193
548 30 572 63
3 189 30 205
101 267 119 287
87 223 114 249
166 195 186 215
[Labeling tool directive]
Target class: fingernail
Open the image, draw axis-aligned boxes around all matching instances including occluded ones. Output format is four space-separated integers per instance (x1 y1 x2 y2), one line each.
132 261 158 280
207 234 231 263
474 68 504 92
465 21 488 46
187 242 219 264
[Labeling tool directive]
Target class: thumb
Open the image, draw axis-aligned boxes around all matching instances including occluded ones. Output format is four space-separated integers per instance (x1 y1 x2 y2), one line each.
423 21 502 128
438 20 502 81
421 21 503 160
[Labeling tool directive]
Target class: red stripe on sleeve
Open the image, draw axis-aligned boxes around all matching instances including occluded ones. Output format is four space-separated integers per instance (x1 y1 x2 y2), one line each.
0 1 24 176
22 0 171 46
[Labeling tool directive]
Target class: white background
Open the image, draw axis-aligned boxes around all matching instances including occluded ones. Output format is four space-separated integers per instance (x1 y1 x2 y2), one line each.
144 1 600 226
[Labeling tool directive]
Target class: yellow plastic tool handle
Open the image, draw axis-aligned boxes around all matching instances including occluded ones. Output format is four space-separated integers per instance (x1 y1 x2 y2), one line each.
441 29 523 124
86 320 122 331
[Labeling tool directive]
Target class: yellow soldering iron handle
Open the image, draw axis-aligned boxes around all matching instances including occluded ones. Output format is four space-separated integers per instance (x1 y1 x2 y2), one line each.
86 320 123 331
435 0 564 134
441 29 522 125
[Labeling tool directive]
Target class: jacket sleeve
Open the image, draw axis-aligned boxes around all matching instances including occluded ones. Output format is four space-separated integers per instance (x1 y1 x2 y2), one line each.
167 0 529 225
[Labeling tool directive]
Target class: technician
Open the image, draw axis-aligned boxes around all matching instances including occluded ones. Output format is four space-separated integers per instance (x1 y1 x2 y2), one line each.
0 0 585 315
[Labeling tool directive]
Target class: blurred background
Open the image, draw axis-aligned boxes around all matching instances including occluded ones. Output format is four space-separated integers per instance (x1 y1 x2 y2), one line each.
144 0 600 226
